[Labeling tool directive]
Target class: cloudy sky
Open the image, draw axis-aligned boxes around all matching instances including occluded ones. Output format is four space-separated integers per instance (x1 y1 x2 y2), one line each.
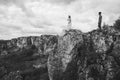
0 0 120 39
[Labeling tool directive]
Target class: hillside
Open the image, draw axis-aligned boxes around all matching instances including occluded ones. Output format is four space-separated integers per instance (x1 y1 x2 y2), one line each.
0 26 120 80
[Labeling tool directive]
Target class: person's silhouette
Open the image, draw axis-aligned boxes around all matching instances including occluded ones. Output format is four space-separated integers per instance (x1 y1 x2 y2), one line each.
67 15 72 30
98 12 102 30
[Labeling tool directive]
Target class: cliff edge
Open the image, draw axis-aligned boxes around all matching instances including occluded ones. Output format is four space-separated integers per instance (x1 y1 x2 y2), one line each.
0 26 120 80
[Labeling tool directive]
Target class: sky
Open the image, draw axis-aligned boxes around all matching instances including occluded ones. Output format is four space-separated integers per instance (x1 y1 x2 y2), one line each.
0 0 120 39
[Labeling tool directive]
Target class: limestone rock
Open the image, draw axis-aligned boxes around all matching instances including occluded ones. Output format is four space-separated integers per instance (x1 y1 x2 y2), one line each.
0 26 120 80
48 29 83 80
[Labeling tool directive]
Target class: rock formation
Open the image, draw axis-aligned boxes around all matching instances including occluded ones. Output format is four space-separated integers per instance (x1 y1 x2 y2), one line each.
0 25 120 80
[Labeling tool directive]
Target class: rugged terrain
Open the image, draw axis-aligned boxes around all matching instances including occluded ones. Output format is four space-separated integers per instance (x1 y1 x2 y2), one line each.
0 25 120 80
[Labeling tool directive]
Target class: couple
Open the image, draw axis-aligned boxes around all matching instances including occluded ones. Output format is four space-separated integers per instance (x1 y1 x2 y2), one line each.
67 12 102 30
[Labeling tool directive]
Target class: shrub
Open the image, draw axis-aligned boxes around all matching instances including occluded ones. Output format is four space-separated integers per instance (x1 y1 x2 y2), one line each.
114 17 120 30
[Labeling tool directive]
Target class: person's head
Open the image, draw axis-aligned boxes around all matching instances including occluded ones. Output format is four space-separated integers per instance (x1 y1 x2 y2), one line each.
68 15 71 18
98 12 102 15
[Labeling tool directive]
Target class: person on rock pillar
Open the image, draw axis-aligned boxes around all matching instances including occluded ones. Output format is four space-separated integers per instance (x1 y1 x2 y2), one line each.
98 12 102 30
67 15 72 30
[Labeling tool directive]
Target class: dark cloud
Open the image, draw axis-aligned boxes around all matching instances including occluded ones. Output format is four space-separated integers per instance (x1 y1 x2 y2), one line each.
0 0 25 12
0 23 22 30
0 0 33 17
46 0 77 5
0 0 14 5
0 0 77 5
0 0 24 6
29 21 53 28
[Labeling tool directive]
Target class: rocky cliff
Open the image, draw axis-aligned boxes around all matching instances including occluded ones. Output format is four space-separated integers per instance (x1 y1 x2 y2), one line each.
0 25 120 80
0 35 58 80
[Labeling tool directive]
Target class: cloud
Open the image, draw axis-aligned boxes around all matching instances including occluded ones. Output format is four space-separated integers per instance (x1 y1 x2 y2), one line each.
0 0 34 17
45 0 77 5
0 0 120 39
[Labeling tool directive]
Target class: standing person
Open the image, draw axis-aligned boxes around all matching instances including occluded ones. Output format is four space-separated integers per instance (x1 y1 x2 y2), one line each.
67 15 72 30
98 12 102 30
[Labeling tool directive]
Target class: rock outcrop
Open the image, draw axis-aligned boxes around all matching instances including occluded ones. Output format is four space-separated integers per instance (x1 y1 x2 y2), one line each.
48 29 83 80
0 35 57 80
0 26 120 80
48 26 120 80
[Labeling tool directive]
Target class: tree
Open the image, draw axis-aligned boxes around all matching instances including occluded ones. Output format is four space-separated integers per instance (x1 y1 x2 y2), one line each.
114 17 120 30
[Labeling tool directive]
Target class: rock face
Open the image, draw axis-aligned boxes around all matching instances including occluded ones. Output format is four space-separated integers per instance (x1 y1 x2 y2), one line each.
48 29 83 80
48 26 120 80
0 26 120 80
0 35 58 80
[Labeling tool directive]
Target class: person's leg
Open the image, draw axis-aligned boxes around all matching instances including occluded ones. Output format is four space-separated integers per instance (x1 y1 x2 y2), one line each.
98 23 101 30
